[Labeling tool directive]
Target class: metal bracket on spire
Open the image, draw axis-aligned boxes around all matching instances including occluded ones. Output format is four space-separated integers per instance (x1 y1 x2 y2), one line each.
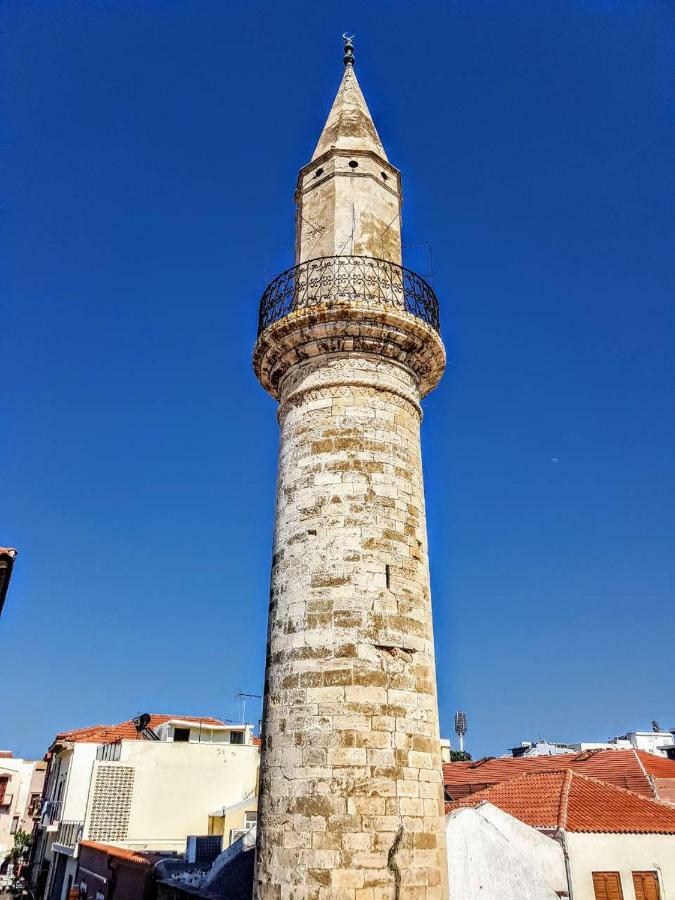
342 33 355 67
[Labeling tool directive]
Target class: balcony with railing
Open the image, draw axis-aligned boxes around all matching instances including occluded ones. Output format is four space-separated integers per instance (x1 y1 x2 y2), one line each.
257 256 440 336
53 820 84 853
96 741 122 762
0 792 13 810
41 798 63 828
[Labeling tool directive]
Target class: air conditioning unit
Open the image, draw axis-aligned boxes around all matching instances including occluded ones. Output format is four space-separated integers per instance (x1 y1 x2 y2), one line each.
186 835 222 865
229 829 248 845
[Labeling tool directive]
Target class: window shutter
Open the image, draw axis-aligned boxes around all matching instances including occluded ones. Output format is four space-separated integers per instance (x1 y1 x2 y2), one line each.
592 872 624 900
633 872 660 900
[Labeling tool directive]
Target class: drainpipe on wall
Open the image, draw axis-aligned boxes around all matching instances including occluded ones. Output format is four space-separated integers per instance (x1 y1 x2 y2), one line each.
555 828 574 900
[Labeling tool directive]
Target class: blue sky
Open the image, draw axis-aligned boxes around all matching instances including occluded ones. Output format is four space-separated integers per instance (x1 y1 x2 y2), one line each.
2 0 674 760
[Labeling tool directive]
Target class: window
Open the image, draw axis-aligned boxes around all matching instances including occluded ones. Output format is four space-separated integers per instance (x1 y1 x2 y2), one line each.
173 727 190 742
633 872 660 900
229 731 244 745
10 816 19 834
0 777 8 804
28 793 42 817
244 810 257 829
592 872 624 900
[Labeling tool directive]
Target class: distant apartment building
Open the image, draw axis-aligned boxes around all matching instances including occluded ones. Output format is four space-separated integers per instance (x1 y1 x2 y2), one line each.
30 714 260 900
609 730 675 758
510 726 675 759
0 753 46 867
509 740 577 757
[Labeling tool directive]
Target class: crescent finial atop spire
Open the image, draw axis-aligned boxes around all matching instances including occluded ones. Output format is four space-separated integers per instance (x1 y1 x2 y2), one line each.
311 34 386 161
342 33 355 67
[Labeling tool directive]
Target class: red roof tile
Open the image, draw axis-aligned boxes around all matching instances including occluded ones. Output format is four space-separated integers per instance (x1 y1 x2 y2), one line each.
79 841 162 866
443 749 675 800
635 750 675 777
54 714 225 745
448 769 675 834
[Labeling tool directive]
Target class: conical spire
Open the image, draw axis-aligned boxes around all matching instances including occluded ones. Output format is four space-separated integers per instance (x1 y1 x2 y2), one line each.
311 58 388 162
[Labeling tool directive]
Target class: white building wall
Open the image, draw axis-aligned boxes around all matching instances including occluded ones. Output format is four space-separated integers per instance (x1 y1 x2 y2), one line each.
627 732 675 756
475 803 567 893
60 745 98 822
566 832 675 900
153 722 253 745
0 758 38 862
84 741 259 851
445 806 564 900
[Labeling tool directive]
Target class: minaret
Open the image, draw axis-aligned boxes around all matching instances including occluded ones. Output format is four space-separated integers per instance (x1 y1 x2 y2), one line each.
253 37 448 899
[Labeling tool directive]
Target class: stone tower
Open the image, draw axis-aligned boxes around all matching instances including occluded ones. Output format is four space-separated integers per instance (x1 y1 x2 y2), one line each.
253 38 448 900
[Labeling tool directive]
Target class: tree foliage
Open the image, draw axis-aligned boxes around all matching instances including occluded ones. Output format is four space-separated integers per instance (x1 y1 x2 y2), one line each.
449 750 472 762
8 828 32 862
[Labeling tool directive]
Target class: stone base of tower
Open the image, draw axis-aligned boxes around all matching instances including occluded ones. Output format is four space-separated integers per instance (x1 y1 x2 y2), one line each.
253 354 448 900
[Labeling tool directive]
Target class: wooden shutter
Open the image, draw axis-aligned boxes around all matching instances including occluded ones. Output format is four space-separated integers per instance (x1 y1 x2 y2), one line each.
592 872 624 900
633 872 660 900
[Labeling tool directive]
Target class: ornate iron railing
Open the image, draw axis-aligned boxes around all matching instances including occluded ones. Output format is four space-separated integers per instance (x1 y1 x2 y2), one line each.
257 256 440 336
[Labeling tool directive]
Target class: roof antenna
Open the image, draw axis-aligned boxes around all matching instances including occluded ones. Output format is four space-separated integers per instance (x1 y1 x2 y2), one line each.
235 691 261 726
342 33 355 67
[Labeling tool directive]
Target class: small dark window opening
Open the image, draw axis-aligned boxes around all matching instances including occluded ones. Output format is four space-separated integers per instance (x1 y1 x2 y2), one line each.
385 564 391 589
314 168 324 178
229 731 244 745
173 727 191 742
348 160 359 168
381 171 388 180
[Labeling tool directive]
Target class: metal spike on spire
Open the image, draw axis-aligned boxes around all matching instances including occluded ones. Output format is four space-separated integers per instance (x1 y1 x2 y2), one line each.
342 33 355 67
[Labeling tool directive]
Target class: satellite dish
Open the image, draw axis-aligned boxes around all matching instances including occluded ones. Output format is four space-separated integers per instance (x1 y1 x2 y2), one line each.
133 713 152 734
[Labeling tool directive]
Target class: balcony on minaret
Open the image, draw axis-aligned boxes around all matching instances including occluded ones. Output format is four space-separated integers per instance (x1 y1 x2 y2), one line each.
257 257 439 337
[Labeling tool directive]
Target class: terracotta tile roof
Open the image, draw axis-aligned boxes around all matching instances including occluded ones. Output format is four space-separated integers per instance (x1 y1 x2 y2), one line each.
54 714 225 745
80 841 162 866
443 749 675 800
635 750 675 777
447 769 675 834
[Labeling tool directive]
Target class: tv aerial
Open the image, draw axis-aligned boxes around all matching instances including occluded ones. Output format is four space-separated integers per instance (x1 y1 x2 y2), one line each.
235 691 261 725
